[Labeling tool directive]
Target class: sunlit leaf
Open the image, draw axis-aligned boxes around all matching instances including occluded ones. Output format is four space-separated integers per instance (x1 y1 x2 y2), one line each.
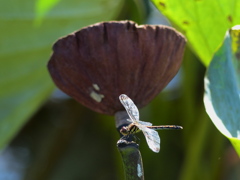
35 0 60 26
204 26 240 156
151 0 240 66
0 0 123 149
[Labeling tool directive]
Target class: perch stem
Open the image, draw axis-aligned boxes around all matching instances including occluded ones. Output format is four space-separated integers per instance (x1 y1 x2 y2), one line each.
115 111 144 180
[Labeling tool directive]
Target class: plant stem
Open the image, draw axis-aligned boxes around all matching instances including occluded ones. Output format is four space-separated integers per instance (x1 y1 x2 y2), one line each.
115 111 144 180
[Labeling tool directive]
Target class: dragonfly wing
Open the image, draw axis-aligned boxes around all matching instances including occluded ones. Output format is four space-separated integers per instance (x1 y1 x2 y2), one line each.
127 119 132 123
119 94 139 122
140 125 160 153
138 120 152 126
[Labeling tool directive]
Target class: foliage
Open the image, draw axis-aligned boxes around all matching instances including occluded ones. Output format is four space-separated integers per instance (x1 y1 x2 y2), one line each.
0 0 240 180
152 0 240 66
204 28 240 156
152 0 240 158
0 0 123 150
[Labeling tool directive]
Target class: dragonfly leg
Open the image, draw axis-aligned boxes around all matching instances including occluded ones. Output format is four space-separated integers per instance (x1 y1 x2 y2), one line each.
133 134 140 145
120 134 137 143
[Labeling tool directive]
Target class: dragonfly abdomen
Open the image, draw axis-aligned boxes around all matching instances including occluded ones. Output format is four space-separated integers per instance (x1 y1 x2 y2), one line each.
147 125 183 130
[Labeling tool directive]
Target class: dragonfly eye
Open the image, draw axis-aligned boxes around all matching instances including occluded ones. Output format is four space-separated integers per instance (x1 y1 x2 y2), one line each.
120 126 128 136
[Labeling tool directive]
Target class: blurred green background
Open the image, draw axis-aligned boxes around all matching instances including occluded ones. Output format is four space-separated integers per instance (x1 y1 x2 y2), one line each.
1 0 240 179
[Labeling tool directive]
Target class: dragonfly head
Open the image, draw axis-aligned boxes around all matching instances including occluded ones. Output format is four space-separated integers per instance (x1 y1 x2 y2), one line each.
120 126 129 136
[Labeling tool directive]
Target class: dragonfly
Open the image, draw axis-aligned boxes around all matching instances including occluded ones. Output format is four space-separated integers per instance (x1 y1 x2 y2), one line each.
119 94 183 153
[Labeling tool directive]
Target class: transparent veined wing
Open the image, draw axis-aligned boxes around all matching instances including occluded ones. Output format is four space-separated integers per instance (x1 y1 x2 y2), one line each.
126 119 132 123
138 120 152 126
139 125 160 153
119 94 139 122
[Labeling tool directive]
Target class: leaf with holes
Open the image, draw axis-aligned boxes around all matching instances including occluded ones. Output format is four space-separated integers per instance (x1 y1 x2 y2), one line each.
152 0 240 66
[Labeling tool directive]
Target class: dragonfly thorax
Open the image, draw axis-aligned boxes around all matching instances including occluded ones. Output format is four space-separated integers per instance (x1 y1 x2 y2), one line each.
120 123 140 136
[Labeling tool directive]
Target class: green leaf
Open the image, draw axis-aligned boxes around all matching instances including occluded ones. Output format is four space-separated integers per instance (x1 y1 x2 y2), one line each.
35 0 61 26
151 0 240 66
204 26 240 156
0 0 123 149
